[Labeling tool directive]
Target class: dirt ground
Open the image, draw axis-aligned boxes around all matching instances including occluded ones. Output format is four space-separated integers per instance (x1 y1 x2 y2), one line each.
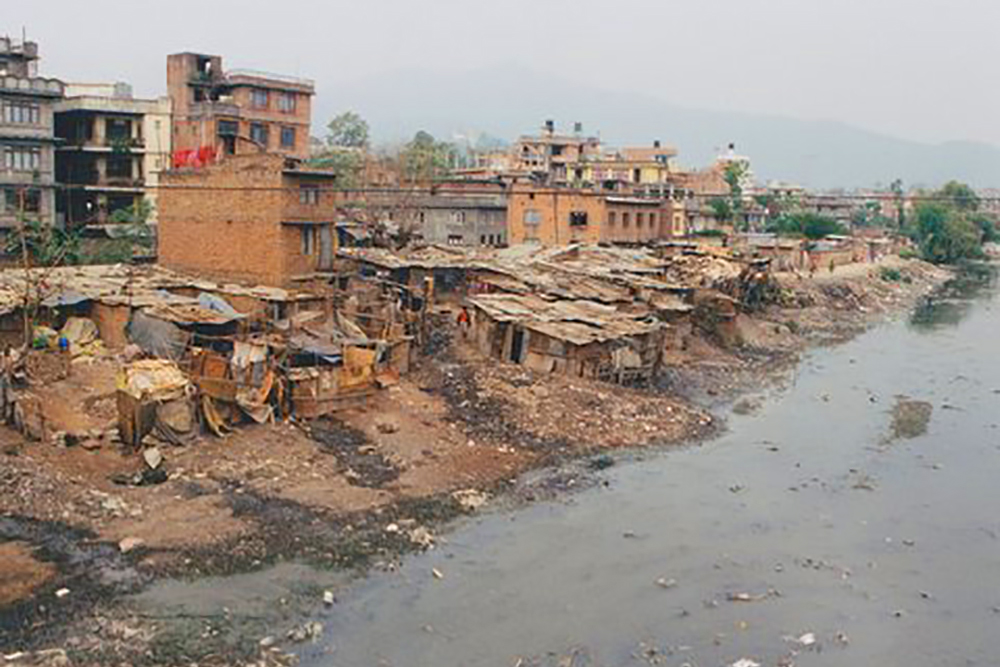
0 257 953 666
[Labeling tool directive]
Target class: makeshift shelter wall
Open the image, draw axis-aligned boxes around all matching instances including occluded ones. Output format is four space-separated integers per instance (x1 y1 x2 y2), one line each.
91 301 131 350
0 312 25 348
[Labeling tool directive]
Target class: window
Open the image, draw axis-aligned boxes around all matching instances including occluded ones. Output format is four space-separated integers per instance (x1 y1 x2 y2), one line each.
633 168 641 183
251 89 269 109
3 146 41 172
249 123 269 147
622 212 630 228
608 211 616 226
280 126 296 149
277 93 296 113
217 120 239 136
451 211 466 224
107 156 132 179
299 184 320 205
480 235 487 245
650 212 658 227
569 211 588 226
447 234 464 246
523 209 541 224
106 119 131 143
2 101 40 125
301 226 316 255
3 187 40 213
636 212 644 227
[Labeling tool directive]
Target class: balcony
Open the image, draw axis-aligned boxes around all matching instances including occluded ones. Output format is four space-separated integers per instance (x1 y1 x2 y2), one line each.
189 101 241 119
0 75 64 97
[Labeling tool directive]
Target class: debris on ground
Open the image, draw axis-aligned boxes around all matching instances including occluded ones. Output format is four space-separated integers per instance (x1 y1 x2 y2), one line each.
889 397 934 440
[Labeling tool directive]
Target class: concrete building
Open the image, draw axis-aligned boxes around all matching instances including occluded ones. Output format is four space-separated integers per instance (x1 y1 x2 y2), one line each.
514 121 602 184
414 193 507 247
0 37 64 228
166 52 314 164
573 142 680 188
507 186 683 247
54 83 171 226
158 153 338 286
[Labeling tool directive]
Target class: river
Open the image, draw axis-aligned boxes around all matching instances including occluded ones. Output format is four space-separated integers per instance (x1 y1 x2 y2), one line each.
142 266 1000 666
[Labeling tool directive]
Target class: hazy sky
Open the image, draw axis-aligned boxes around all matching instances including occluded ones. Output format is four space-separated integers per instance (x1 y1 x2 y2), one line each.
7 0 999 146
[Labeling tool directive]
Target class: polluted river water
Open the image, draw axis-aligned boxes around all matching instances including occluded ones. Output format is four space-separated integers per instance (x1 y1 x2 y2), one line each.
141 266 1000 666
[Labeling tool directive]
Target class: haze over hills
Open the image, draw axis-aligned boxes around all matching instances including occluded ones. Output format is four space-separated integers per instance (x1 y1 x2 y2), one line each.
315 64 1000 190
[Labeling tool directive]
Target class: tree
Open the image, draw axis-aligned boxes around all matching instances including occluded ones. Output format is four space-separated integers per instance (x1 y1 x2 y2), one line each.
769 212 845 239
399 130 458 184
5 219 81 267
709 198 733 224
938 180 980 211
722 161 749 229
890 178 905 229
906 181 988 263
326 111 369 149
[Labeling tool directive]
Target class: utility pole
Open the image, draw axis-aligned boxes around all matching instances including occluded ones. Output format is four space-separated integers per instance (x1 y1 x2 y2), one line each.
17 187 32 347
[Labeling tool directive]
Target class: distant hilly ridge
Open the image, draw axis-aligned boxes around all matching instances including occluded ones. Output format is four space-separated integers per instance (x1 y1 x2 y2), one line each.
314 64 1000 190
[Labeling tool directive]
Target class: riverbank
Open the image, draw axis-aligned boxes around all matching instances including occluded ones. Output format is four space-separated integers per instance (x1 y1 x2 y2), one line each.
0 257 952 666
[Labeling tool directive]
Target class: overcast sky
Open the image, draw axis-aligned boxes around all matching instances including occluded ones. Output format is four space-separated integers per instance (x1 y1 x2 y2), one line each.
7 0 999 146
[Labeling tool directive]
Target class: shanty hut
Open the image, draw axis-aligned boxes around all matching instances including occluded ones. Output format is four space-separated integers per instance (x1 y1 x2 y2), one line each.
467 293 665 384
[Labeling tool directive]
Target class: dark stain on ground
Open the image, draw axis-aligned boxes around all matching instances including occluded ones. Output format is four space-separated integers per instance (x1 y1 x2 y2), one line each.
308 418 400 488
0 515 144 653
421 361 574 457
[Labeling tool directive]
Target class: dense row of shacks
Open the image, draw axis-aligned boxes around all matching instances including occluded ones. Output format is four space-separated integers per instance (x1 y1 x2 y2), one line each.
0 236 862 449
0 263 421 448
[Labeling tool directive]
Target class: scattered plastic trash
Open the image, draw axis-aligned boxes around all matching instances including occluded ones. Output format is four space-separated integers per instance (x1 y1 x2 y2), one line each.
55 588 70 599
432 567 444 580
118 537 145 554
655 577 678 589
731 659 761 667
323 590 335 606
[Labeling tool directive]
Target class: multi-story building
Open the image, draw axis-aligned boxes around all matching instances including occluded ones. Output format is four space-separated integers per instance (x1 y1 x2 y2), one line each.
514 120 602 183
166 52 313 164
507 186 683 247
572 142 680 188
0 37 64 228
54 83 171 226
158 153 338 286
412 189 508 247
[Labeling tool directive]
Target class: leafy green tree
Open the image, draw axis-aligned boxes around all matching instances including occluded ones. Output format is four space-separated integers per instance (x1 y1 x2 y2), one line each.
722 161 749 229
5 219 81 266
911 202 981 263
709 198 733 224
399 131 458 183
938 180 980 211
768 212 845 239
308 150 364 188
326 111 369 148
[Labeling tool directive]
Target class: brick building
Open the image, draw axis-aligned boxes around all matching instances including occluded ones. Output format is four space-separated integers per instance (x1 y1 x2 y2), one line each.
158 154 338 286
166 52 313 164
0 37 64 228
507 186 683 247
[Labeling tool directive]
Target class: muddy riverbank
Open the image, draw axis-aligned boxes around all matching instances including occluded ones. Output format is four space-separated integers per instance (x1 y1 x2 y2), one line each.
0 258 955 666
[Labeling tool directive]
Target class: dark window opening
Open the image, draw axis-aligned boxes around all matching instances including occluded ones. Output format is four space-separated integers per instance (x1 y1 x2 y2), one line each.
251 89 269 109
280 126 296 149
569 211 588 226
249 122 269 147
299 184 320 205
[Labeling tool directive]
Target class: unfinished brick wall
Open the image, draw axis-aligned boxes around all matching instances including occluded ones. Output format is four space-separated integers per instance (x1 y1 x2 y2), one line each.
158 154 337 286
159 154 289 285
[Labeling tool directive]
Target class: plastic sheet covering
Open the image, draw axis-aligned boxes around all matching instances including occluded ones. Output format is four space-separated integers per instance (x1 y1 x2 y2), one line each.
198 292 241 319
128 309 187 359
117 359 189 402
41 290 91 308
60 317 99 355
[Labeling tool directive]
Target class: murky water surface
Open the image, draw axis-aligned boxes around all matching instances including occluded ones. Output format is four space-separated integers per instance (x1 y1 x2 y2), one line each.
146 266 1000 666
